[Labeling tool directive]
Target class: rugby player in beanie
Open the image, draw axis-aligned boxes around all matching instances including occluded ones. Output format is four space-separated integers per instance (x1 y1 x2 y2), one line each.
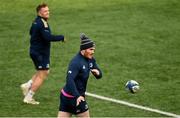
58 33 102 117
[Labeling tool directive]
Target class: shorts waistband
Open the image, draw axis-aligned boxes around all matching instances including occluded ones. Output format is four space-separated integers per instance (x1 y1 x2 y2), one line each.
61 89 75 98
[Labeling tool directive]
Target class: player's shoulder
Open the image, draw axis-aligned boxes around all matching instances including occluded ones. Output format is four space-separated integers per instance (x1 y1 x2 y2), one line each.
71 55 81 64
31 17 41 26
69 54 83 67
33 16 48 28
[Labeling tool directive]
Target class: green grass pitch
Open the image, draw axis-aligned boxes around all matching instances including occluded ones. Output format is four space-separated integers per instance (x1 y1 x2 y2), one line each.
0 0 180 117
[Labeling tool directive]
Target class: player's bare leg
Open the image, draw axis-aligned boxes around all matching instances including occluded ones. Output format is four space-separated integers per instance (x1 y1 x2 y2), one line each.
57 111 72 118
31 70 49 91
20 74 37 96
23 70 49 104
76 110 90 118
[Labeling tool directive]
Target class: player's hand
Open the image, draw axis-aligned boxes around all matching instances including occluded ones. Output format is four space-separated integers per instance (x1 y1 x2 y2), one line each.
76 96 85 106
91 69 100 76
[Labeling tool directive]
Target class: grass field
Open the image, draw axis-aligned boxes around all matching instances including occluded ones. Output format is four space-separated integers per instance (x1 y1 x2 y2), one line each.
0 0 180 117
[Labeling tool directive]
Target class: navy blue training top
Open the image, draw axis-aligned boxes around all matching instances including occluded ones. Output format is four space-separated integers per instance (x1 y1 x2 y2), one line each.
63 52 102 98
29 16 64 56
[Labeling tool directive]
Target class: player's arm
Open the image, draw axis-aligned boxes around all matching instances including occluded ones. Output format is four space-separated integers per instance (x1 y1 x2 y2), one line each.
91 59 102 79
41 28 64 42
65 62 81 98
66 63 85 106
39 19 64 42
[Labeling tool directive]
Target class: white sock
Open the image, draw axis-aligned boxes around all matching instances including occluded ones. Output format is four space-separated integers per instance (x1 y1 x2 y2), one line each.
24 90 35 100
26 79 33 88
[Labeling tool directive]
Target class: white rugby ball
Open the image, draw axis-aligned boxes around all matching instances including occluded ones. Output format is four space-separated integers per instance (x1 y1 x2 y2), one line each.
125 80 140 93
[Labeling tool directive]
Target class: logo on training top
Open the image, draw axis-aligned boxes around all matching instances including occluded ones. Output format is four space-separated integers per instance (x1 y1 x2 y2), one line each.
89 63 93 68
68 70 72 74
83 65 86 69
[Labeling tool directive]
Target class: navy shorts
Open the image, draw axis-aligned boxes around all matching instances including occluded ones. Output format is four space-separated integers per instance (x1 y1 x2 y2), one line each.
30 53 50 70
59 93 89 115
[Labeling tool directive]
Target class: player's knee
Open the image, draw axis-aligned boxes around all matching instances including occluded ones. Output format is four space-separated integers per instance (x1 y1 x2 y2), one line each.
47 70 50 74
37 70 49 78
44 70 50 76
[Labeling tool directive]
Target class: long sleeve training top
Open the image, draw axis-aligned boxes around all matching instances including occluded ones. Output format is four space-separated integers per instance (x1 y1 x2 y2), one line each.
63 52 102 98
30 16 64 56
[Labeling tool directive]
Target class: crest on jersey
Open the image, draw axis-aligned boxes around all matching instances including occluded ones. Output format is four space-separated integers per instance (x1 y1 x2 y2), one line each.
89 63 93 68
83 65 86 69
68 70 72 74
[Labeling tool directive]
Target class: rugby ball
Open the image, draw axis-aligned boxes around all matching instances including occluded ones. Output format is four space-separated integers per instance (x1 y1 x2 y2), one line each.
125 80 140 93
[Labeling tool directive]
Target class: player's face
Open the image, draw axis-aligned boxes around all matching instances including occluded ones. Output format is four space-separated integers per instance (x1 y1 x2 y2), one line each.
84 47 95 59
39 6 50 19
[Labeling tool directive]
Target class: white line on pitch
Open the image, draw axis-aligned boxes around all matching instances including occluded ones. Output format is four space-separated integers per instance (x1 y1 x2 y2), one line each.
86 92 180 118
